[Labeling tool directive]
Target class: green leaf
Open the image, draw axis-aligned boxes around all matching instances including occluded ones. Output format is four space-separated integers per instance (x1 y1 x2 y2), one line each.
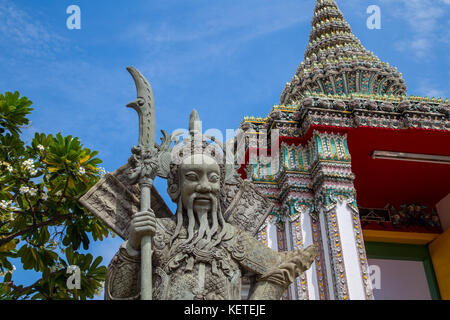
37 227 50 245
0 240 17 252
4 271 12 282
90 256 103 271
0 90 106 300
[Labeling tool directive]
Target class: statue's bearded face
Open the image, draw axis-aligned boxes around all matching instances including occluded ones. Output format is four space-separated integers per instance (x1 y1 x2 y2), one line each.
171 154 225 248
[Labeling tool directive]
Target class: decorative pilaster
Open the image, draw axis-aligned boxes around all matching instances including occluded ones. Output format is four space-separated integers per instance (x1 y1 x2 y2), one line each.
246 130 374 300
310 131 373 300
295 200 330 300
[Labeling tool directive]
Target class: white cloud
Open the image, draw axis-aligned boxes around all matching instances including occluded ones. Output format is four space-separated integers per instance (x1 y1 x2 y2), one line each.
424 89 445 98
408 38 432 59
0 0 67 58
126 1 310 44
417 79 447 98
381 0 449 59
119 0 311 79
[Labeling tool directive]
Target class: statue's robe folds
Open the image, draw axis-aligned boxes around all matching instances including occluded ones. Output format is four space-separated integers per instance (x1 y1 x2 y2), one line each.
105 216 316 300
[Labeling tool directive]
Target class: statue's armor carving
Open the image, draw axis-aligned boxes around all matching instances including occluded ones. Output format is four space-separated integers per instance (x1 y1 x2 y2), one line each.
104 216 307 300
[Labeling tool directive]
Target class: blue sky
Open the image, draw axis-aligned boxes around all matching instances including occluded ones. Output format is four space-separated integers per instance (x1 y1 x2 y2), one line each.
1 0 449 298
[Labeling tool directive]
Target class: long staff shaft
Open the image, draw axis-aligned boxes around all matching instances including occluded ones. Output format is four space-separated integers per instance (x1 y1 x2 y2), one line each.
140 184 152 300
125 66 157 300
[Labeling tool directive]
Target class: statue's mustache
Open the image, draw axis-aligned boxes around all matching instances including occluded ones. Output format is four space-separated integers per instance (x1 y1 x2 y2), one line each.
170 191 225 250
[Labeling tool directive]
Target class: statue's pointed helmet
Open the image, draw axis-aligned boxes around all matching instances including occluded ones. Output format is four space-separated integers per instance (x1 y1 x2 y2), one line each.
167 109 226 202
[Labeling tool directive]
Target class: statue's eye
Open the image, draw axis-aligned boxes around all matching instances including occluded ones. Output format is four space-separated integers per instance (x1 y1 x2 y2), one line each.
209 174 219 183
185 172 198 181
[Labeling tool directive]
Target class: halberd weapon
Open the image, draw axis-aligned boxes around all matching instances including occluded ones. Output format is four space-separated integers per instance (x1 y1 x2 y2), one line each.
126 66 173 300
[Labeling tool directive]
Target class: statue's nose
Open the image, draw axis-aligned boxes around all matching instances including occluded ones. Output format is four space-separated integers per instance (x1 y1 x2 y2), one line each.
195 182 211 193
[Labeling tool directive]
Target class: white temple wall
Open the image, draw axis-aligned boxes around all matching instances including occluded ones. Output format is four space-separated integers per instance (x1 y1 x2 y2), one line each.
319 209 336 300
335 201 366 300
300 211 319 300
284 219 297 299
267 219 278 250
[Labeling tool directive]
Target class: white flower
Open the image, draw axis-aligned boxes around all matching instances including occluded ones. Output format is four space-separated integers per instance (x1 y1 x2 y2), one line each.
78 167 86 175
55 190 62 197
42 193 48 201
19 186 39 197
10 212 15 221
37 144 45 151
22 159 38 176
23 159 33 167
1 200 19 213
19 186 30 194
0 200 11 210
6 165 13 173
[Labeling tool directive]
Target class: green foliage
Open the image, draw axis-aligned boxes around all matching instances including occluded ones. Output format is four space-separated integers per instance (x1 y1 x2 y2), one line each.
0 91 110 300
0 92 33 136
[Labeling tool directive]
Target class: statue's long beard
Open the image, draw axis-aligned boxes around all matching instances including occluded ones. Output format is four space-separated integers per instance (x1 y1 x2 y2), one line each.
170 192 226 251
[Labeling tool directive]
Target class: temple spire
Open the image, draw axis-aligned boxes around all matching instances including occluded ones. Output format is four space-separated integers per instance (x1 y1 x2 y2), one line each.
280 0 406 105
306 0 359 59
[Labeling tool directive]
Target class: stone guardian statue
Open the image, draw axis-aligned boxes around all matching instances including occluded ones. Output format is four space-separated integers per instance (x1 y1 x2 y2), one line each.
80 67 317 300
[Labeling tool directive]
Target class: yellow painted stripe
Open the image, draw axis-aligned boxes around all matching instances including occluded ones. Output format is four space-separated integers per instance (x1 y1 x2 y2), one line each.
429 229 450 300
362 230 440 245
253 181 278 185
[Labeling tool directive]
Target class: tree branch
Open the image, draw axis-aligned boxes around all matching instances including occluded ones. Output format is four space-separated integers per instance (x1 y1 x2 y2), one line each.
5 269 62 299
23 193 36 225
0 213 73 246
56 175 70 209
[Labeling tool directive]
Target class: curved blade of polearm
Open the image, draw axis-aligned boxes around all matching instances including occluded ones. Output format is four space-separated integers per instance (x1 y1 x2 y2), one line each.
126 66 155 300
126 66 156 151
